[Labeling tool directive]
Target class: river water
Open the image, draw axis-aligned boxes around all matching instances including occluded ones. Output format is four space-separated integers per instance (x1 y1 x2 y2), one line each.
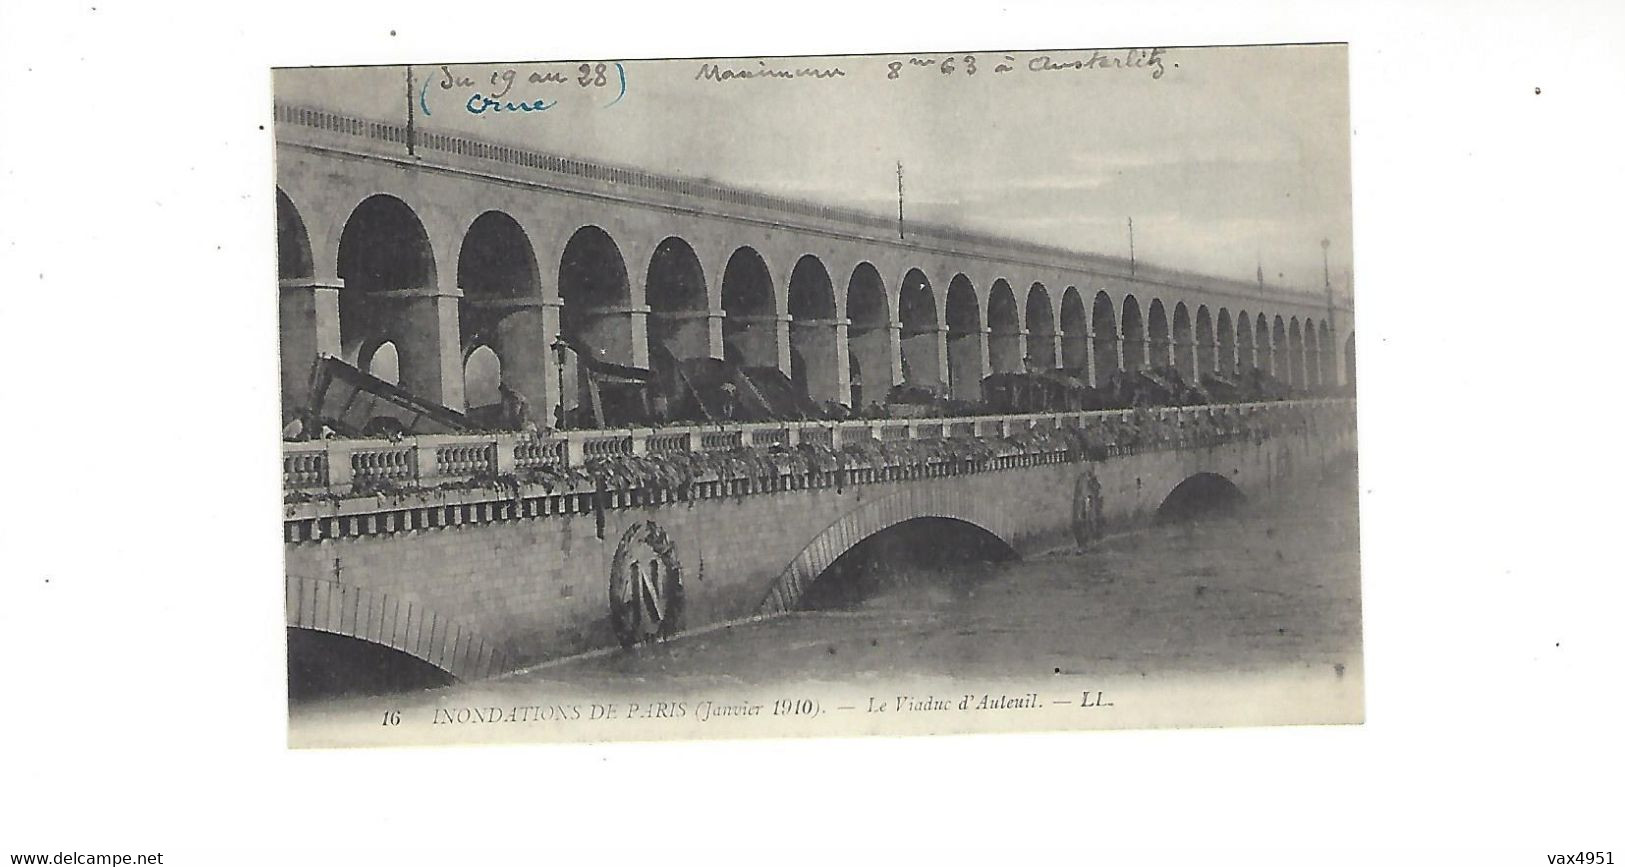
524 462 1361 691
290 462 1362 744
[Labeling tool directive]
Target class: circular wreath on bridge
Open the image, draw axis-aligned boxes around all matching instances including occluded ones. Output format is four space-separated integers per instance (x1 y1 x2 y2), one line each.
609 520 685 647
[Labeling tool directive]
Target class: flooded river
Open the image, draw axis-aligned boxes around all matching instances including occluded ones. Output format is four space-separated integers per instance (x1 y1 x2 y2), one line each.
290 461 1362 744
523 463 1360 690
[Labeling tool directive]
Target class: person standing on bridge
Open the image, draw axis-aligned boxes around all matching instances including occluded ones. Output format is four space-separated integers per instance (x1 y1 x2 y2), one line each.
718 381 738 421
500 383 536 433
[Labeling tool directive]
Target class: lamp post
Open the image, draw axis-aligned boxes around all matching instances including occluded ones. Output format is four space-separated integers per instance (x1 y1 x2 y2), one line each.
551 338 568 430
1321 238 1336 333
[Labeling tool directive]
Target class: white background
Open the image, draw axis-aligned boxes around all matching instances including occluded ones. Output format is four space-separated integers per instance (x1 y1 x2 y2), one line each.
1 1 1620 864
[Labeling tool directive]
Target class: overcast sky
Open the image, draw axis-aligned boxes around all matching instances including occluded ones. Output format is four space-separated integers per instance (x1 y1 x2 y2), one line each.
276 43 1351 295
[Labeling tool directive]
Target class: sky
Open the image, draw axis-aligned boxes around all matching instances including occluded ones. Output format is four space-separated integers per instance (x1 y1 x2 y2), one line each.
275 43 1352 296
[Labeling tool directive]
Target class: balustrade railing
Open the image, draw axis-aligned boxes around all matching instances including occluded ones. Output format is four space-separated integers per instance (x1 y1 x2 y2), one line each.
282 399 1352 497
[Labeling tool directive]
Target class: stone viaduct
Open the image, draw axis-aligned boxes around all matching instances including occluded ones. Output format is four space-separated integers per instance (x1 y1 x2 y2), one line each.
275 103 1356 421
277 102 1359 683
284 401 1356 680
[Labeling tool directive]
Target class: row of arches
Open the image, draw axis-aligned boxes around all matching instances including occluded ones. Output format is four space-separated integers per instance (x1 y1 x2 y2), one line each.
279 189 1354 417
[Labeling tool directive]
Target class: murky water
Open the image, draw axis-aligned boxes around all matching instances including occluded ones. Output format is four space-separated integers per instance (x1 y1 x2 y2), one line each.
490 464 1362 696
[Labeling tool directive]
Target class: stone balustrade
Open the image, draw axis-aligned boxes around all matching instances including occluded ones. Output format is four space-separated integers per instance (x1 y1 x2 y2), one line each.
282 400 1352 496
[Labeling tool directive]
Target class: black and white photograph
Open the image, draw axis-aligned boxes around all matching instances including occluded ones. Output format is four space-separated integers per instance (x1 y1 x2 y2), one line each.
277 45 1360 747
4 2 1620 862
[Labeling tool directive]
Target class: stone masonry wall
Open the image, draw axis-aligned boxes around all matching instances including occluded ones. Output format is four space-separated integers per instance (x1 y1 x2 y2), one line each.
284 425 1356 676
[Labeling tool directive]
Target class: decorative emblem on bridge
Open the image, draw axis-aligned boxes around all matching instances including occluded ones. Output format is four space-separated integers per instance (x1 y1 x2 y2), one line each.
1072 469 1105 548
609 521 685 647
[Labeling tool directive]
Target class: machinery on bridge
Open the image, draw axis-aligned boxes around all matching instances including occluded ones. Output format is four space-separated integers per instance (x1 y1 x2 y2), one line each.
981 371 1094 414
302 355 474 437
295 344 1314 441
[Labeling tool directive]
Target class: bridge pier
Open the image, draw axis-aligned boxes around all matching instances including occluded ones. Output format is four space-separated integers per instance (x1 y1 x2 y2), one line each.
900 323 949 389
378 287 466 411
947 326 989 402
481 301 552 419
789 317 847 405
279 277 342 416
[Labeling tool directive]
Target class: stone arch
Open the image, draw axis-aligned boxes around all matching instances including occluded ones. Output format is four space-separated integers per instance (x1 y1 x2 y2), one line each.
1147 299 1171 370
462 344 502 409
945 273 985 401
1319 321 1334 388
1121 295 1146 371
987 279 1022 374
788 254 841 402
458 211 540 301
361 340 400 384
1172 302 1195 380
1255 313 1272 377
1155 472 1245 524
455 211 545 414
337 194 437 293
1345 330 1357 389
559 224 633 358
276 188 314 281
720 245 781 369
1236 309 1255 374
646 236 711 363
1272 315 1288 380
558 225 636 420
1059 287 1088 372
1024 283 1057 370
335 194 456 404
1288 317 1305 388
758 486 1020 615
899 268 943 389
1195 305 1215 378
1091 291 1119 380
1216 308 1235 376
846 261 892 408
1304 318 1321 388
285 575 504 681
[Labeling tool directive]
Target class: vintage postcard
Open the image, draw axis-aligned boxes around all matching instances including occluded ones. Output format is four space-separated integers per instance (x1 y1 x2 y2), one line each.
277 43 1360 748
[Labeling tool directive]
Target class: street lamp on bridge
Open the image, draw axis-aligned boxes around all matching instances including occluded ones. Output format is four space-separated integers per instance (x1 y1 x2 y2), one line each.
1321 238 1336 334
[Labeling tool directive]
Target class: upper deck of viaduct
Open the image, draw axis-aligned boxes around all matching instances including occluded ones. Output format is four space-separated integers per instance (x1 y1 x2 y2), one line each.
275 102 1355 416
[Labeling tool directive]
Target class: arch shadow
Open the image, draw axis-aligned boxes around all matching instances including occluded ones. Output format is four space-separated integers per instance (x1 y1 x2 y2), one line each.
1154 472 1245 525
285 576 503 683
758 487 1019 615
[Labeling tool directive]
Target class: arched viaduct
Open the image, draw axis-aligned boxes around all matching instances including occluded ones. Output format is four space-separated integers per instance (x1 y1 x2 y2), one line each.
283 401 1357 680
276 104 1356 419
